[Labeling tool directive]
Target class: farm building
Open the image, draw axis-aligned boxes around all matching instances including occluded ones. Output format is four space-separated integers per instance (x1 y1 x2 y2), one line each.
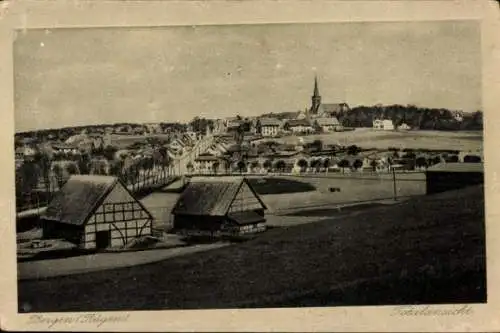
425 163 484 195
41 175 154 250
171 176 267 238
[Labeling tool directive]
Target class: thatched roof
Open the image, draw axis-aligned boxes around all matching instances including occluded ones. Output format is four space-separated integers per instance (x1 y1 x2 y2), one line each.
171 176 267 216
42 175 151 226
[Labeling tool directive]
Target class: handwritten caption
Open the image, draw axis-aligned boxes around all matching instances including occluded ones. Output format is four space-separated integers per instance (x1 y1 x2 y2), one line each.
392 305 473 316
26 313 131 328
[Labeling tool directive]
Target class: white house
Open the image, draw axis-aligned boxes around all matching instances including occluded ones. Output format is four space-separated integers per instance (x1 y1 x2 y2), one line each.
259 118 282 137
373 119 395 131
397 123 411 131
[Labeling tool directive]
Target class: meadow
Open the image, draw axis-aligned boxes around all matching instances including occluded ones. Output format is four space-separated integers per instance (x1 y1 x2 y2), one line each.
142 173 426 230
18 185 485 311
276 129 483 151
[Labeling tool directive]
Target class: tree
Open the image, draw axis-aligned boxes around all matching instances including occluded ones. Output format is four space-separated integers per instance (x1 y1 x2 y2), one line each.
250 160 260 172
263 159 272 171
370 159 378 172
212 161 220 175
352 159 363 171
237 160 246 174
66 162 80 175
297 159 308 172
347 145 360 156
274 160 286 173
403 151 416 160
337 159 350 173
186 161 194 174
310 159 322 172
310 139 323 152
415 156 427 169
52 164 65 189
323 159 330 173
447 155 459 163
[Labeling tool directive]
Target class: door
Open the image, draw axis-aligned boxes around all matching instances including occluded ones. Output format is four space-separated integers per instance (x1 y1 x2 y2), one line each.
95 230 111 249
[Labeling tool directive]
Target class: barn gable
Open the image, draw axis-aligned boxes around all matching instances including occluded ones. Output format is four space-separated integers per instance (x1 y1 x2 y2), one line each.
228 181 266 213
172 177 267 216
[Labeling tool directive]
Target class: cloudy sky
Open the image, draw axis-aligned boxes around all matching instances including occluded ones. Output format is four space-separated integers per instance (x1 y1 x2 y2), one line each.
14 20 481 132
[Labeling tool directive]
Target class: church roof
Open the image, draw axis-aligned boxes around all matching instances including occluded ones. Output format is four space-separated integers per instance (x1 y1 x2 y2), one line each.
317 103 349 115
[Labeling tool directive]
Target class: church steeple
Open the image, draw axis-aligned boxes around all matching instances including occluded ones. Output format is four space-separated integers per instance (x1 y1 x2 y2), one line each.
311 75 322 114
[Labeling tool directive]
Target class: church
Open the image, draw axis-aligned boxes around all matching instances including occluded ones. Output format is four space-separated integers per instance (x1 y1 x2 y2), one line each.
296 76 350 119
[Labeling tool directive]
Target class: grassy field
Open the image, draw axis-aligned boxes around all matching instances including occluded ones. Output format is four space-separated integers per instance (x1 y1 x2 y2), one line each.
17 185 485 311
275 129 483 151
109 133 172 149
142 173 426 229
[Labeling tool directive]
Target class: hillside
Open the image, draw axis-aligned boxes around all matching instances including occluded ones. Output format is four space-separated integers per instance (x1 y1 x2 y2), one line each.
18 185 486 312
339 105 483 131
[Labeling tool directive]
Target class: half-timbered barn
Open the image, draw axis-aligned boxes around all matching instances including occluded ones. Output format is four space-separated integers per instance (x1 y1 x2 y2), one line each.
41 175 153 250
171 176 267 239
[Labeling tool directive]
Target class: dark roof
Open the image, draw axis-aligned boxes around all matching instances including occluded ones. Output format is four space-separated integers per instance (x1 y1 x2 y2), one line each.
42 175 117 225
228 211 266 225
171 176 267 216
426 162 484 173
42 175 152 225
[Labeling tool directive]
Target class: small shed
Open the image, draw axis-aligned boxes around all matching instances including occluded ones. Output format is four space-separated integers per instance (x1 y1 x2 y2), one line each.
41 175 154 250
171 176 267 238
425 162 484 195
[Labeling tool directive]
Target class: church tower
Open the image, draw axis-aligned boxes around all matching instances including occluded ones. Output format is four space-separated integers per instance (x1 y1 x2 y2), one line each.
311 75 322 114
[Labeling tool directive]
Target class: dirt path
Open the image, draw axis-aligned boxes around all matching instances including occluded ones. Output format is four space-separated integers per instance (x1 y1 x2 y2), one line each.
18 242 229 281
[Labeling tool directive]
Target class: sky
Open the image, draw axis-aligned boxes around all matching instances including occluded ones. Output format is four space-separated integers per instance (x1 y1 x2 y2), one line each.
13 20 481 132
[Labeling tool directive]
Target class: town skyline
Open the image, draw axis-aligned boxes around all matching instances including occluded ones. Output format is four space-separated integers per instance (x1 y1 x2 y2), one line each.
14 20 481 132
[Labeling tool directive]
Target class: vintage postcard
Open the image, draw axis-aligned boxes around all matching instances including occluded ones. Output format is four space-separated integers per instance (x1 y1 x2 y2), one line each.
1 0 500 331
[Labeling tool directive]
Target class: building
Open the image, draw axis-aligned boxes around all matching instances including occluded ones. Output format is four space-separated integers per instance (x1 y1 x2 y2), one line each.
397 123 411 131
373 119 395 131
41 175 154 250
259 118 282 137
314 117 341 132
309 76 350 117
193 153 222 173
285 119 314 134
425 163 484 195
51 143 80 155
171 176 267 238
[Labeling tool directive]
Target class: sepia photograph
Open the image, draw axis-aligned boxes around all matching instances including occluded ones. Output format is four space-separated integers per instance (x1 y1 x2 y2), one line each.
13 19 486 312
1 0 499 332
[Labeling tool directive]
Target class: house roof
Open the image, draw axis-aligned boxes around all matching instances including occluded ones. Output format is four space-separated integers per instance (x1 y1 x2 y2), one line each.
171 176 267 216
426 162 484 173
315 117 340 126
260 118 282 127
42 175 118 226
286 119 312 127
317 103 349 115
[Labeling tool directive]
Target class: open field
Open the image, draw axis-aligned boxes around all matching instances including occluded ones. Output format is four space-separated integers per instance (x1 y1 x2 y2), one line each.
109 133 172 149
18 185 485 311
273 129 483 151
144 173 426 230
